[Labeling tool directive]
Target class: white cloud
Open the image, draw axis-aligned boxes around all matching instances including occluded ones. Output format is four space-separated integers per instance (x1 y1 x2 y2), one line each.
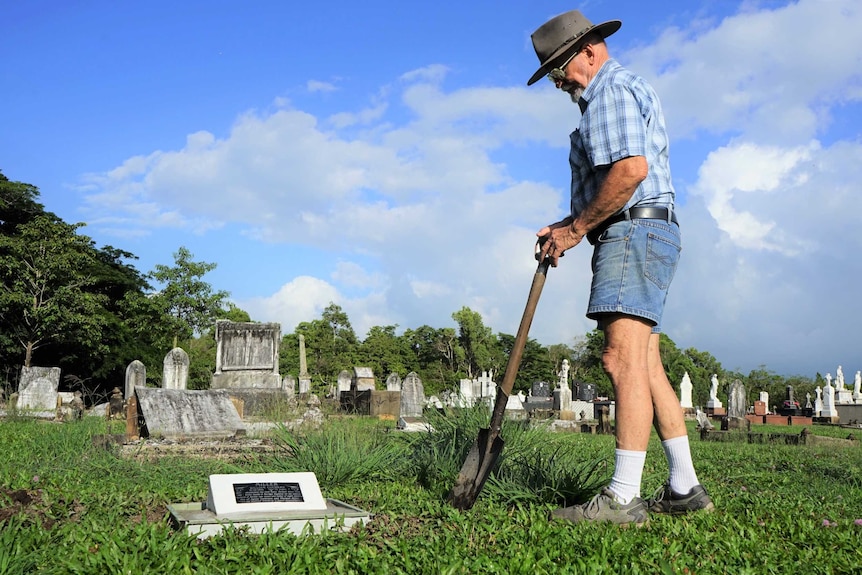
307 80 338 93
623 0 862 143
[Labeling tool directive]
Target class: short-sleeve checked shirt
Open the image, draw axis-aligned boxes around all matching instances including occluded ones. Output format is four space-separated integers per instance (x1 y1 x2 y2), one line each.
569 59 675 218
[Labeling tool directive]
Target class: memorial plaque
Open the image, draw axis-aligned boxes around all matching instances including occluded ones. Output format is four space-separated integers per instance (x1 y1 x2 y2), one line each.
233 482 304 504
206 472 327 517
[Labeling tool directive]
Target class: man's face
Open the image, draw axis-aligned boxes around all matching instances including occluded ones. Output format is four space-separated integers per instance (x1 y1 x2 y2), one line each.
550 48 588 102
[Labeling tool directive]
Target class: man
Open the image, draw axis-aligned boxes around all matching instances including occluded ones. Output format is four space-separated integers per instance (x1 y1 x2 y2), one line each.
528 10 714 526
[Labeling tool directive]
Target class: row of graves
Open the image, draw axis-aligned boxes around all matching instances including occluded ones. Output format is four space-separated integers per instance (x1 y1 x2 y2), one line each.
678 364 862 431
5 321 622 441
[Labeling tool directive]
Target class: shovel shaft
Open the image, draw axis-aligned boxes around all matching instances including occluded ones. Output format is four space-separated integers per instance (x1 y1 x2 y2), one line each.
487 258 550 434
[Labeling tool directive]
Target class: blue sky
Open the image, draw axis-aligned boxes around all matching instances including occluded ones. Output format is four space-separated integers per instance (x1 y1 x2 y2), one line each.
3 0 862 381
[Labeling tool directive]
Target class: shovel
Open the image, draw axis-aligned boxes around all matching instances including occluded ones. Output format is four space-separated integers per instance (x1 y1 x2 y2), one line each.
448 249 550 510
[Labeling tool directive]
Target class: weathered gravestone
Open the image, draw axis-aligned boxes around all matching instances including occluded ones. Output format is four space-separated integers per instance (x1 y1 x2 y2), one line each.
282 375 296 399
400 372 424 418
211 321 281 389
336 370 352 400
135 388 245 439
17 366 60 417
125 360 146 399
726 379 747 429
385 373 402 392
352 367 375 391
163 348 190 390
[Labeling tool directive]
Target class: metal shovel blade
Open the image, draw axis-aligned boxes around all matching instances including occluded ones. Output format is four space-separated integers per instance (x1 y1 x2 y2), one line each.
447 257 549 510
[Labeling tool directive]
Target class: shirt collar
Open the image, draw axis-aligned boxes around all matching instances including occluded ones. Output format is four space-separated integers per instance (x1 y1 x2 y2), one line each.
579 58 620 113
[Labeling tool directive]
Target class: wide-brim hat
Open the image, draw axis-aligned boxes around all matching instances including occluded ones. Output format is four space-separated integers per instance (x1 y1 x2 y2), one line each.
527 10 621 86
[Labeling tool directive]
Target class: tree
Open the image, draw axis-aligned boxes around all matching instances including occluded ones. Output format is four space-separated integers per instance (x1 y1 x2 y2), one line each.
451 307 497 379
295 303 358 384
0 171 45 233
0 215 108 367
149 246 229 340
496 333 554 393
571 329 612 397
358 325 414 381
402 325 458 396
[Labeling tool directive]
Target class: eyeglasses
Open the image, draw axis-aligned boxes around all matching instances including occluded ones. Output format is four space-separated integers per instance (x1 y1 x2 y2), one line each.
547 47 582 83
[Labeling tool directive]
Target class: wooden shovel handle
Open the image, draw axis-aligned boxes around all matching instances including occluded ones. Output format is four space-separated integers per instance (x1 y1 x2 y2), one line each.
488 258 550 433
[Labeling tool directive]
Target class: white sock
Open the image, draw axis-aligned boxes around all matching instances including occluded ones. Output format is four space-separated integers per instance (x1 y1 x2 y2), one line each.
607 449 646 504
662 435 700 495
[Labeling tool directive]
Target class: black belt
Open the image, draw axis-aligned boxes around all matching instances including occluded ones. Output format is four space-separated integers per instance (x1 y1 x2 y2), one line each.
586 206 678 245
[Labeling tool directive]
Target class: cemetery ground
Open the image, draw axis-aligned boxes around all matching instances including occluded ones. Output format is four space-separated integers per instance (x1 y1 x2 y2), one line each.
1 411 862 575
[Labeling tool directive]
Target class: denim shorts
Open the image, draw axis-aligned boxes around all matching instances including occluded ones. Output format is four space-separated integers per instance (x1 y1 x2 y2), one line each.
586 218 681 333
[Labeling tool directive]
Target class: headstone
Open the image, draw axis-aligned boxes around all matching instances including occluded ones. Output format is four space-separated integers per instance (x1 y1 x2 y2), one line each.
727 379 747 423
283 375 296 399
805 393 812 409
163 348 190 390
352 367 375 391
211 321 281 389
206 472 327 517
821 381 838 420
336 370 352 399
298 377 310 395
125 360 146 399
836 366 845 390
576 382 595 401
135 388 245 439
706 374 723 409
386 373 402 392
814 386 824 416
168 472 370 539
855 371 862 402
16 366 60 416
759 391 769 409
525 381 552 412
679 372 693 409
459 378 476 407
400 372 424 418
531 381 550 398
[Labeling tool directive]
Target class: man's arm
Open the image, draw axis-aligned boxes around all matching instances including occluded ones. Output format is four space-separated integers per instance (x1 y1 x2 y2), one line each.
538 155 647 265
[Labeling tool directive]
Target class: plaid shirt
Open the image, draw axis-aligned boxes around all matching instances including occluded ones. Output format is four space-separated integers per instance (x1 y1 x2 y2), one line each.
569 59 675 217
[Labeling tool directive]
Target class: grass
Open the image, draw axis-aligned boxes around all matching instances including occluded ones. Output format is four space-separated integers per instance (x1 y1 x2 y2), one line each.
1 415 862 574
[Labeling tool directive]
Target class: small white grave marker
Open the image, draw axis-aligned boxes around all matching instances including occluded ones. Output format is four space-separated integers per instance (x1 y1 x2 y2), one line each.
206 472 327 517
169 471 370 539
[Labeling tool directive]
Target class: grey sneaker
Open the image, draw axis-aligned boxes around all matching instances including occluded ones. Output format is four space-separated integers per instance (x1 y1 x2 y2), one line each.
551 488 648 527
648 483 715 515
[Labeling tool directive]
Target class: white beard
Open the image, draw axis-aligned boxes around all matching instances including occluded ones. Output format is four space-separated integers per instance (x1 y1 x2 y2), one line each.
567 86 584 103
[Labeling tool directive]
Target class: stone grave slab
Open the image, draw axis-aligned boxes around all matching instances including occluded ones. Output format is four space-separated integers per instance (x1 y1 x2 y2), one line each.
169 472 370 539
135 388 245 439
17 366 60 418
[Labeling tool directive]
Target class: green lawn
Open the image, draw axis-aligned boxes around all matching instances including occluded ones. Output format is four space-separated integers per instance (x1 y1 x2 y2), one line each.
1 416 861 574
